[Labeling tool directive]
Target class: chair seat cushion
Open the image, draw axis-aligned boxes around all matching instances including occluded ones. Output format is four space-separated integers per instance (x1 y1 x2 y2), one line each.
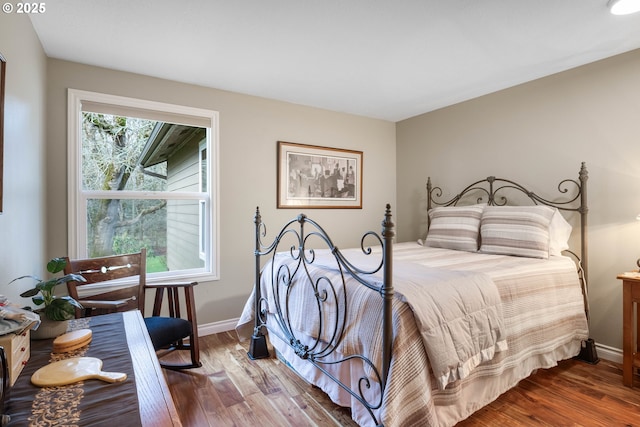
144 316 192 350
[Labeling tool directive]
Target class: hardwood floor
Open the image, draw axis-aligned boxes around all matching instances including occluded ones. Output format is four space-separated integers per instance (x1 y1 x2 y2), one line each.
163 332 640 426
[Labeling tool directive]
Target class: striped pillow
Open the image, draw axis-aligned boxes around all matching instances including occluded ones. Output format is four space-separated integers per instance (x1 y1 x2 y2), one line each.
424 205 484 252
479 205 555 259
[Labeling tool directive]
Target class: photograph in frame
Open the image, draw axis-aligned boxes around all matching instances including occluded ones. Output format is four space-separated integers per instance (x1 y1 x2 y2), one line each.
277 141 362 209
0 53 5 214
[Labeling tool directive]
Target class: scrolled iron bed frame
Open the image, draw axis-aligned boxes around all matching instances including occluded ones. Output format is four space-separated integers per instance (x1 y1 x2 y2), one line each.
247 162 589 427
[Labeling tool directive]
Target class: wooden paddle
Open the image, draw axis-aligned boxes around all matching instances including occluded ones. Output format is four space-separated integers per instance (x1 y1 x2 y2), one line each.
31 357 127 387
52 329 93 353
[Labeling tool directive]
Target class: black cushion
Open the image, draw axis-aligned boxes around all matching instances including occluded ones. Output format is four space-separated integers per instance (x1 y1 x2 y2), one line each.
143 316 192 350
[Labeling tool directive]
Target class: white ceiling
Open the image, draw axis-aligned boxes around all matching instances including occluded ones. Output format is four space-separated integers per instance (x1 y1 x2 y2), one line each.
29 0 640 122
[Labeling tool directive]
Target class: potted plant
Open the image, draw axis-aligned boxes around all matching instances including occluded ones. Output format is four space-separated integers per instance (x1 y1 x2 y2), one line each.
10 257 85 338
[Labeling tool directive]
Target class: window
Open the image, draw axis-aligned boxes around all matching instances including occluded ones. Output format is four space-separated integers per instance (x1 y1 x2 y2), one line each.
68 89 219 282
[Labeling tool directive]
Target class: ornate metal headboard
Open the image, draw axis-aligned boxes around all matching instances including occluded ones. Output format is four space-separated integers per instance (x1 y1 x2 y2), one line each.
426 162 589 308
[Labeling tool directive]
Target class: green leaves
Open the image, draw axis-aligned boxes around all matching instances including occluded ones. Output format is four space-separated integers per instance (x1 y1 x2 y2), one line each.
44 298 77 321
10 258 86 321
19 286 41 298
46 258 68 275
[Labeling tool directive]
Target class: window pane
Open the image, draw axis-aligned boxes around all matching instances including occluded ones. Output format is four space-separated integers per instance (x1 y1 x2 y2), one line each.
81 112 206 193
86 198 205 272
200 147 207 192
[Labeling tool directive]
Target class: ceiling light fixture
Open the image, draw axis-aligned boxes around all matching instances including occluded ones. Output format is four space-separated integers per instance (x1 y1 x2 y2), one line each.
608 0 640 15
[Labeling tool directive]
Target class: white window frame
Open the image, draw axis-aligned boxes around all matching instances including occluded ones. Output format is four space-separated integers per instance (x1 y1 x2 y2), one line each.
198 140 207 261
67 89 220 283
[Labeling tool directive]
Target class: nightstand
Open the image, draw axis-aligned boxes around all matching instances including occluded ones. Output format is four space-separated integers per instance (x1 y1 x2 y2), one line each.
0 330 30 386
618 272 640 387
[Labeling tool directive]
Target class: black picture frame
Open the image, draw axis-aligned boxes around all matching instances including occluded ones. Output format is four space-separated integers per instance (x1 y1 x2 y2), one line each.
0 52 5 214
277 141 363 209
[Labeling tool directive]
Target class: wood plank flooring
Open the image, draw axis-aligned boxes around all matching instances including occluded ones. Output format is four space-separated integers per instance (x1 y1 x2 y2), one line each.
163 332 640 426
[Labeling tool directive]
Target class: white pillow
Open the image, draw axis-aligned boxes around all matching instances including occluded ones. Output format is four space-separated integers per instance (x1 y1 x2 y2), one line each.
479 205 555 259
548 208 572 256
424 205 485 252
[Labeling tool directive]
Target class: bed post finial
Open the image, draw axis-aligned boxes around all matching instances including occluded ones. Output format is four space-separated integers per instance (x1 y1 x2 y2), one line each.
382 204 394 233
249 206 270 360
254 206 261 225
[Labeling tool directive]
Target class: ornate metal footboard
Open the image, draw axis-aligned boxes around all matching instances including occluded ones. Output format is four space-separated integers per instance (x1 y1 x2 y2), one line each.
248 205 395 427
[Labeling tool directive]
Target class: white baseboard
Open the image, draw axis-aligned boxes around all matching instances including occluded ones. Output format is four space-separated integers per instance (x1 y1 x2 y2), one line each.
595 342 622 364
198 317 240 337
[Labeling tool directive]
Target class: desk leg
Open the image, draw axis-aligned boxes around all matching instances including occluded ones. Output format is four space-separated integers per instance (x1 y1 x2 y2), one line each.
637 296 640 385
623 281 633 387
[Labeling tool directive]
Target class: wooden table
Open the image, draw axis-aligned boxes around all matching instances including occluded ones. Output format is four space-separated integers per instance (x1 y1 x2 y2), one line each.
618 272 640 387
122 310 182 426
6 310 181 426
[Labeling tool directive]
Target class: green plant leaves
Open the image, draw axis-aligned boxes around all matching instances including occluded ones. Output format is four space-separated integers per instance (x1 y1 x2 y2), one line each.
11 258 87 321
56 274 86 285
44 298 77 321
46 258 68 274
19 287 41 298
8 274 41 286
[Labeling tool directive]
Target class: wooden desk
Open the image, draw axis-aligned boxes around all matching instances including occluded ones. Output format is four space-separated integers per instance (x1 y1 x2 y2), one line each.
618 272 640 387
122 310 182 426
6 310 182 426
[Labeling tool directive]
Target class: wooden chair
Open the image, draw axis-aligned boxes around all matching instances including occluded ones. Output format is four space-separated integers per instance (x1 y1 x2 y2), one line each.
63 249 201 370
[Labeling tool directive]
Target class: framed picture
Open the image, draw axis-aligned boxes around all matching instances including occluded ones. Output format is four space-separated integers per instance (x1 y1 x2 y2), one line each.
0 52 5 214
277 141 362 209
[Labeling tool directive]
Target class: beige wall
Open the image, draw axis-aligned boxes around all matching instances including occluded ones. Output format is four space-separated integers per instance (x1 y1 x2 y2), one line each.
0 14 48 302
4 11 633 354
396 48 640 351
46 59 396 324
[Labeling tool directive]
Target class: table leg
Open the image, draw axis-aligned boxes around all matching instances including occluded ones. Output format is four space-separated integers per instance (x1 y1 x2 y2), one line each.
636 296 640 384
623 281 633 387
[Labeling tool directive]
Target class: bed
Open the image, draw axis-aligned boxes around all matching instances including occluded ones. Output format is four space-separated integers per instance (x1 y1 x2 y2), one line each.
236 162 590 427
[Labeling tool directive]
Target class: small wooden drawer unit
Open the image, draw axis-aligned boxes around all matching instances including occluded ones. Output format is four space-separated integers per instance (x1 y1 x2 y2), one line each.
0 330 30 386
618 272 640 387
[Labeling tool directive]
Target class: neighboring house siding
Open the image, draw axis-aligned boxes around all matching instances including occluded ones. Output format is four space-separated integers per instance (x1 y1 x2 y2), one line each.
167 138 204 271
